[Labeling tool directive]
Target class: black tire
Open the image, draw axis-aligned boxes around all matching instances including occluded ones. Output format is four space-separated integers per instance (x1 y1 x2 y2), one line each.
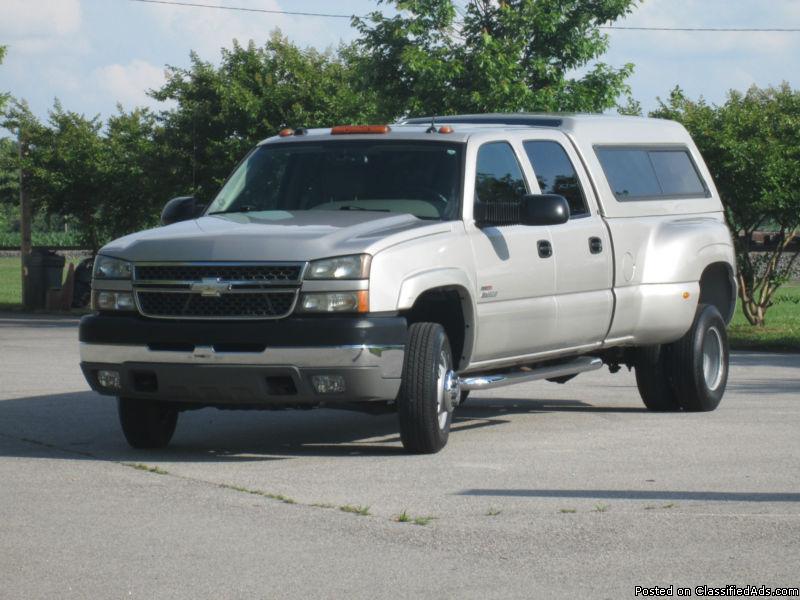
671 304 729 412
634 345 681 411
118 397 178 449
397 323 457 454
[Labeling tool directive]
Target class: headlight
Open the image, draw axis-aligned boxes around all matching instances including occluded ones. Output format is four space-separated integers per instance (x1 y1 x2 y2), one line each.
93 255 132 279
305 254 370 280
298 291 369 313
92 291 136 312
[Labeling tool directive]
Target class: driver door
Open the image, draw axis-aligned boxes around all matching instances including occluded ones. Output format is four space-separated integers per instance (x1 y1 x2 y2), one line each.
466 140 557 364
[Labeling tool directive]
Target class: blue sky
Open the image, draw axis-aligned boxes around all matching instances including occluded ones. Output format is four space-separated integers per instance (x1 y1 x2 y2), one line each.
1 0 799 124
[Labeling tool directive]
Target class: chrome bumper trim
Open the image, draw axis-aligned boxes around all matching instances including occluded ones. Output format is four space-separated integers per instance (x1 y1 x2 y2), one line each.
80 342 405 378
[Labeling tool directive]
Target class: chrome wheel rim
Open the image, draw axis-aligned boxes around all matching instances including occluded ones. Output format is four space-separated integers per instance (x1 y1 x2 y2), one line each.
436 350 458 431
702 326 724 391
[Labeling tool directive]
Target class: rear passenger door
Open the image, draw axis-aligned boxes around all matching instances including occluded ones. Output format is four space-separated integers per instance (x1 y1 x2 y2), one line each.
521 135 614 348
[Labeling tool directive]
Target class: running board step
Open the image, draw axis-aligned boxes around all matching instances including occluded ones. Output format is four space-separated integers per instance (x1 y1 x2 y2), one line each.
459 357 603 391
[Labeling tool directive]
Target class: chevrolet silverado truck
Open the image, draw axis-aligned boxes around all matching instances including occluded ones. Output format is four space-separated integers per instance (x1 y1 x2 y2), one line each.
79 114 737 454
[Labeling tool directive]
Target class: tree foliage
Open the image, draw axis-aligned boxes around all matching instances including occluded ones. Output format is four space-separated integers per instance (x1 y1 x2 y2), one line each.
151 33 378 203
2 101 160 252
0 45 9 114
652 84 800 326
353 0 638 119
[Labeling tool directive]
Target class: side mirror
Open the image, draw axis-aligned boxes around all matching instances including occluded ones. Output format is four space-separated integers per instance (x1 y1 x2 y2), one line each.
520 194 570 226
474 194 570 227
161 196 205 226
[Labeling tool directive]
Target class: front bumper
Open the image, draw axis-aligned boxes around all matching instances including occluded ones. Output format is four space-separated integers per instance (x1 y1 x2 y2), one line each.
79 314 406 405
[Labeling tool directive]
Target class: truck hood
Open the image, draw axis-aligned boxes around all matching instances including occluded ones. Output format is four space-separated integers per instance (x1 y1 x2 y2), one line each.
100 210 452 262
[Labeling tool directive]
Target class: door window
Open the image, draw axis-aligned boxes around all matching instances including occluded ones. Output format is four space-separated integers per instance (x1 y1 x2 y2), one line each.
474 142 527 206
523 140 589 217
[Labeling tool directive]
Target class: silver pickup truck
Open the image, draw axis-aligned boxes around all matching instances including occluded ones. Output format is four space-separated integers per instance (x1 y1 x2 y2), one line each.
79 114 737 453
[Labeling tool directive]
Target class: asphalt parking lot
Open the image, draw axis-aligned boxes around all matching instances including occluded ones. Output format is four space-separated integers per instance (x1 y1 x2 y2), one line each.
1 313 799 599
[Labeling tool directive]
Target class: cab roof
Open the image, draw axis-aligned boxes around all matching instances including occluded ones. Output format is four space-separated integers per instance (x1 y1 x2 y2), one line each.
258 113 686 145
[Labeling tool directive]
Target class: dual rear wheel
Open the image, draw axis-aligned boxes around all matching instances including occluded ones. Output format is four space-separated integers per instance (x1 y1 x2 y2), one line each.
634 304 729 412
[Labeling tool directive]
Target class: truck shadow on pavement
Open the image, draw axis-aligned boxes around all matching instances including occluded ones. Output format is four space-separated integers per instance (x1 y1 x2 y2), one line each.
0 390 643 461
459 489 800 503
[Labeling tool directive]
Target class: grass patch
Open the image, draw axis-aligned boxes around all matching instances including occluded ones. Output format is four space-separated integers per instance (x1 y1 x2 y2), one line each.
486 508 502 516
393 510 435 525
339 504 370 516
728 284 800 352
594 504 609 513
310 502 336 509
0 257 23 308
125 463 168 475
662 502 676 509
218 483 295 504
559 508 577 514
394 510 411 523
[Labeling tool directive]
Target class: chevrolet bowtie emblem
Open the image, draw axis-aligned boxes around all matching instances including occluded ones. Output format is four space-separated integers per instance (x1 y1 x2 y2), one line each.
191 278 231 297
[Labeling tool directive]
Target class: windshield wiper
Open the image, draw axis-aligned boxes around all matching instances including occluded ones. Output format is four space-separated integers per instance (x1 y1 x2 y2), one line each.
208 205 256 216
338 205 391 212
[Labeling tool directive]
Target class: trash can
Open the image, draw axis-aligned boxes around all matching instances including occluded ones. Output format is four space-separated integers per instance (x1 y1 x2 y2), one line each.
22 249 65 309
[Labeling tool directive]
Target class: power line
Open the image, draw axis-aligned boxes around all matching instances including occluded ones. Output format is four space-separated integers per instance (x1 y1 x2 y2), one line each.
128 0 800 32
128 0 354 19
602 26 800 32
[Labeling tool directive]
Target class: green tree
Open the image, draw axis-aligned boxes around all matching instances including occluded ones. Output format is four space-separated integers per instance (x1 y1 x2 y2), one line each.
652 84 800 326
0 45 9 113
100 107 161 241
353 0 639 120
151 32 378 203
2 102 162 252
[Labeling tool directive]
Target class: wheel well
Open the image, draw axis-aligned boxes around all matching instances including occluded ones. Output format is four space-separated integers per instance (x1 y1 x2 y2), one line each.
699 262 736 324
403 287 470 370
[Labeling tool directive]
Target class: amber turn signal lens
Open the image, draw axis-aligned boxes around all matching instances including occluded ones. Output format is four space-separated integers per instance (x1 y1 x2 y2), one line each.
356 290 369 313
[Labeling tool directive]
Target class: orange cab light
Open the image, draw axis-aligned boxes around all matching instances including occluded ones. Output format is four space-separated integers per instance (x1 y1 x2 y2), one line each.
331 125 391 135
278 128 294 137
438 125 454 134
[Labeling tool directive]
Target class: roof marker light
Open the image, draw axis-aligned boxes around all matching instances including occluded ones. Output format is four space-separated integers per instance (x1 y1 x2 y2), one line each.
278 128 294 137
438 125 454 134
331 125 391 135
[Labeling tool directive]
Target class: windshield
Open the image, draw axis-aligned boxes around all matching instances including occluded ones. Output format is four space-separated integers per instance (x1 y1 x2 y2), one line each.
206 141 464 220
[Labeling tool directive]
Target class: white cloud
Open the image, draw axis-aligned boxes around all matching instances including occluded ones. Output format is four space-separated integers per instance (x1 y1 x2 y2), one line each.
92 60 168 110
0 0 83 53
603 0 800 110
138 0 341 60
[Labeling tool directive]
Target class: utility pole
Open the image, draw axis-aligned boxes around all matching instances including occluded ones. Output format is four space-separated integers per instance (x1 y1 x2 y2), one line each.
19 126 33 309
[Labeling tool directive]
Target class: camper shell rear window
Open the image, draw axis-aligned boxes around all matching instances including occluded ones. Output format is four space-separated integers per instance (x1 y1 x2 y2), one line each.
595 145 710 201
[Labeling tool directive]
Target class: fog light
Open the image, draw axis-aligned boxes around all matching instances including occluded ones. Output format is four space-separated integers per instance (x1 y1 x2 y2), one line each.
311 375 346 394
92 291 135 311
97 369 121 390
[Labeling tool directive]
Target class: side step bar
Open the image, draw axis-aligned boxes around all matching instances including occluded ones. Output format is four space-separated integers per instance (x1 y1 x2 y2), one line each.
459 356 603 391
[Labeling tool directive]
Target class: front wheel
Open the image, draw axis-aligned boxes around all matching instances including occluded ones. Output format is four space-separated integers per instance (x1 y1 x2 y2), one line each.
397 323 458 454
118 397 178 449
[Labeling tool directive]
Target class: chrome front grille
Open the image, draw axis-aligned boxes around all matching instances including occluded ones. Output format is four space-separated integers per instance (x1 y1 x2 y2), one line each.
133 262 304 320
